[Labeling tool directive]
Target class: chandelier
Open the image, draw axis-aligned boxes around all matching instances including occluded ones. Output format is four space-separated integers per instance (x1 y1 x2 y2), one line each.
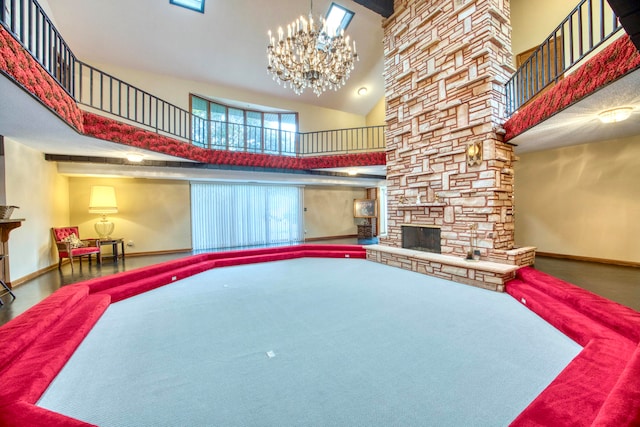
267 2 358 96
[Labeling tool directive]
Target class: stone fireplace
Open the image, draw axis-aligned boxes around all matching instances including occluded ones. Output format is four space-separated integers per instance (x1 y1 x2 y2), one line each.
366 0 536 291
402 225 441 254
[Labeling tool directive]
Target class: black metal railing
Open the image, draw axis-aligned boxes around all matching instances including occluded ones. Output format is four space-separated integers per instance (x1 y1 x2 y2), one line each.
191 118 298 155
299 125 386 156
505 0 622 116
77 61 195 141
0 0 76 96
191 118 385 156
0 0 386 158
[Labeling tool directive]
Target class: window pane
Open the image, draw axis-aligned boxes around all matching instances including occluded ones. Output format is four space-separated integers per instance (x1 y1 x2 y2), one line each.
189 97 298 155
263 113 279 129
191 97 208 146
280 113 297 155
170 0 205 13
210 103 226 150
326 3 354 35
246 111 262 153
227 108 244 151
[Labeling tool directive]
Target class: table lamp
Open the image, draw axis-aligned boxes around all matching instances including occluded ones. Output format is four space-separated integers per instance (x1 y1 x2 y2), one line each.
88 186 118 239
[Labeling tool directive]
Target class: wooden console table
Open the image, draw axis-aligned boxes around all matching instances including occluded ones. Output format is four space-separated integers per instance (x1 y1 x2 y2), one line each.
0 219 25 288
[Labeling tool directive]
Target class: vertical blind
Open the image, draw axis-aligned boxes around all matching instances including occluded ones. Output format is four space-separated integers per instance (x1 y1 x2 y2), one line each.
191 183 304 250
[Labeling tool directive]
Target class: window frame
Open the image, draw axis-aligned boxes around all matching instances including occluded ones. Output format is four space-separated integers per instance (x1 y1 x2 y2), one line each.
189 94 299 155
325 2 355 35
169 0 205 14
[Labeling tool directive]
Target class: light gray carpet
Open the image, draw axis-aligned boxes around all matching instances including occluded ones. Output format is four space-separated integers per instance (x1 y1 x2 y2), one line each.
38 258 581 426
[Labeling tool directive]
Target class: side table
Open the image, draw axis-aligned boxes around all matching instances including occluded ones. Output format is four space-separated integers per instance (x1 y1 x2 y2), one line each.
98 238 125 262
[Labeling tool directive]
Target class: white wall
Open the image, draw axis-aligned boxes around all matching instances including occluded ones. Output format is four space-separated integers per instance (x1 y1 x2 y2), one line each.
366 96 386 126
4 138 70 280
83 62 367 133
510 0 578 60
514 136 640 263
68 177 192 255
304 186 367 239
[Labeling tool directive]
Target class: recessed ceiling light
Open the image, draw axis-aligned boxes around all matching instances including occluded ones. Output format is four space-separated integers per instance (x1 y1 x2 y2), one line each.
598 107 633 124
126 153 144 163
357 87 368 96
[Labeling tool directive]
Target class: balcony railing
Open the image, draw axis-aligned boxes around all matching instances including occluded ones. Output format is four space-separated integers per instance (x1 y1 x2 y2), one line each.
0 0 385 158
191 119 385 156
77 61 194 141
505 0 622 116
1 0 76 96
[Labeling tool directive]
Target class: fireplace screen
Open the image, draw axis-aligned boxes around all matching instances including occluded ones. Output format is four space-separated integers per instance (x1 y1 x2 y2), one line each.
402 226 441 254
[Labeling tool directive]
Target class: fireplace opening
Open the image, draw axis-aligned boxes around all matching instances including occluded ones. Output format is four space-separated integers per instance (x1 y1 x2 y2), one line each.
402 226 441 254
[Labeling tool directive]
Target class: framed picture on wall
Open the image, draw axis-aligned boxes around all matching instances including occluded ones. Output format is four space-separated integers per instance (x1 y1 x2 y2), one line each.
354 199 377 218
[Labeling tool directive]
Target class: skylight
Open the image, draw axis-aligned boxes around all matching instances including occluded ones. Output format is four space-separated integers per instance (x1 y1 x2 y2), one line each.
325 2 354 36
170 0 205 14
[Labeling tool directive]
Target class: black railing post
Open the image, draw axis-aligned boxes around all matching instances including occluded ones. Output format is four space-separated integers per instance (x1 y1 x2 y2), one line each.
19 0 24 43
10 0 16 34
504 0 621 116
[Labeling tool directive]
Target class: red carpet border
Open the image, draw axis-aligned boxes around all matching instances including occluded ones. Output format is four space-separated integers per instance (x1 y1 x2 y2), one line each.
82 113 386 170
504 34 640 141
0 245 365 426
506 267 640 426
0 26 84 132
2 245 640 425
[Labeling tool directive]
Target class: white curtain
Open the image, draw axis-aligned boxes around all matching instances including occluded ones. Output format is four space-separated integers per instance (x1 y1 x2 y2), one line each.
191 183 304 250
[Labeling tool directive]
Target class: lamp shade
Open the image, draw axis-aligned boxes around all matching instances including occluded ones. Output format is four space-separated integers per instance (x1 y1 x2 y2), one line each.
88 186 118 214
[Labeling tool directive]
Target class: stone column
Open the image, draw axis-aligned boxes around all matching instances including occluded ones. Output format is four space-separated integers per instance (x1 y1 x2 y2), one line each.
381 0 531 264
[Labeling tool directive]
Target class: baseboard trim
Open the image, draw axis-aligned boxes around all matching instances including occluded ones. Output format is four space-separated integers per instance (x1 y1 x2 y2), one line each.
304 234 358 242
12 263 62 288
536 252 640 268
11 249 194 288
124 248 193 257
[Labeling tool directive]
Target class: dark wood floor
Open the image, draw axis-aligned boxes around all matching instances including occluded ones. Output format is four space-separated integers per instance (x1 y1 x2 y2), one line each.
1 248 638 327
533 256 640 312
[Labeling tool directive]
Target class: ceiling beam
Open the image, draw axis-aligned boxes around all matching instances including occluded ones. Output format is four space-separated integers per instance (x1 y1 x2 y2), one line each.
607 0 640 51
353 0 394 18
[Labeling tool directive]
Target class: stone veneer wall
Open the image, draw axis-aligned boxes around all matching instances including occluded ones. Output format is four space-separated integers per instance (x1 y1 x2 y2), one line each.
381 0 531 263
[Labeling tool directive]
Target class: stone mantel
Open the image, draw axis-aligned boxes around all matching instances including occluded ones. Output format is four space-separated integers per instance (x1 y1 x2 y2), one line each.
397 203 446 209
366 244 520 292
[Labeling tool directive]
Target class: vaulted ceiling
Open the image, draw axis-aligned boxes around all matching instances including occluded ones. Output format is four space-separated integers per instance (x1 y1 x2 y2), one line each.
47 0 386 117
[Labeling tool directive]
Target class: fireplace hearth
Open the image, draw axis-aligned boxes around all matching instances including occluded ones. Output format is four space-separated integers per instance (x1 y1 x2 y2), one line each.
402 225 441 254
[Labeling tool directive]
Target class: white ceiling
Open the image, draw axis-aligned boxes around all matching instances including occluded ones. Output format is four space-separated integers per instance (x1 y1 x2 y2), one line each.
46 0 386 117
509 68 640 153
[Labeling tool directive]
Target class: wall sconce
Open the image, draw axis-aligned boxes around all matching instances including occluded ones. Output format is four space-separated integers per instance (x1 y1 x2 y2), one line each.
466 141 482 167
88 186 118 239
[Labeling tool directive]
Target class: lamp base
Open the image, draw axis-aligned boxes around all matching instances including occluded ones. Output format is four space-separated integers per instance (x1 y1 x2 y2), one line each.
94 218 114 240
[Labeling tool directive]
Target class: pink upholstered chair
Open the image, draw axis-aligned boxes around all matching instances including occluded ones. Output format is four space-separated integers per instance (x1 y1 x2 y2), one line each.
52 227 102 272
